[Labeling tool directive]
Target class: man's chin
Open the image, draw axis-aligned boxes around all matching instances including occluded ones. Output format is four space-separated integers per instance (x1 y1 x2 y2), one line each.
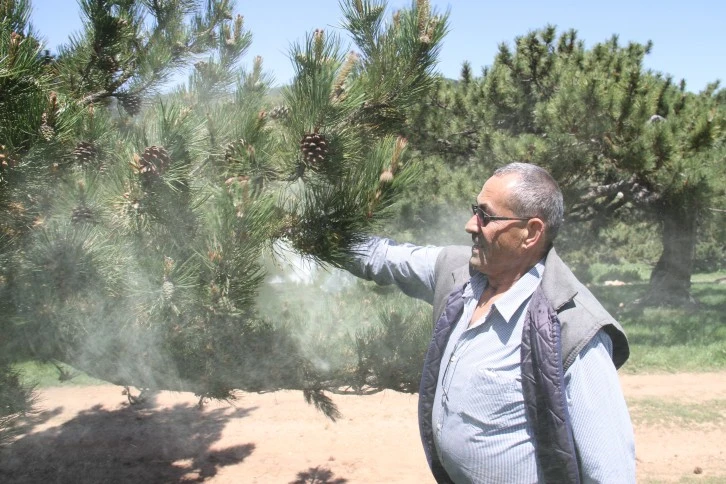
469 252 485 272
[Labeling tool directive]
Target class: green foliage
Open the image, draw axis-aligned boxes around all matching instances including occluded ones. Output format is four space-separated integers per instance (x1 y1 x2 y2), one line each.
275 1 449 267
404 25 726 306
354 294 431 392
0 365 36 446
0 20 50 155
56 0 240 106
0 0 46 444
481 30 725 306
0 0 449 426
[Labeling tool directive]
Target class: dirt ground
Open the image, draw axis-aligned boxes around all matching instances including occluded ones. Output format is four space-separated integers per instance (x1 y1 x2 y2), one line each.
1 373 725 483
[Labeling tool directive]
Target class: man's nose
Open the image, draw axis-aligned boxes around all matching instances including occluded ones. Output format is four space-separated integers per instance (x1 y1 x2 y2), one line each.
465 213 479 234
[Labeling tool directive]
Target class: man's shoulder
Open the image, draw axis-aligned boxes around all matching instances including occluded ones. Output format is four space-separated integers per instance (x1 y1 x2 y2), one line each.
542 249 629 370
542 249 615 323
434 245 471 275
430 246 472 324
433 245 473 295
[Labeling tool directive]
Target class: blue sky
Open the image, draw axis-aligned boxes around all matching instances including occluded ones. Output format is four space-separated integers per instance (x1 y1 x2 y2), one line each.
31 0 725 92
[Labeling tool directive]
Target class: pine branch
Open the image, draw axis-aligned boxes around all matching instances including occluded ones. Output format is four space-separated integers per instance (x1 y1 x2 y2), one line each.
1 0 452 419
569 175 661 221
303 387 342 421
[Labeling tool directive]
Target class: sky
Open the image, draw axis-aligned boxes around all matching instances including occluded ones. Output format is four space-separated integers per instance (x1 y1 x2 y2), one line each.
30 0 726 92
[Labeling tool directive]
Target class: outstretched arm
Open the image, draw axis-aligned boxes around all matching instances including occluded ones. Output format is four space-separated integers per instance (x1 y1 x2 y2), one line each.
344 236 443 304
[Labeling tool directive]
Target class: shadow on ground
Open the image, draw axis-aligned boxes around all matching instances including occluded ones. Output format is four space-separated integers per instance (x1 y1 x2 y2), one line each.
0 395 256 483
292 465 348 483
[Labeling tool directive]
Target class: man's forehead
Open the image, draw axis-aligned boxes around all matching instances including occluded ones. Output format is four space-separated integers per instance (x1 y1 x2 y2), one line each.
477 174 517 206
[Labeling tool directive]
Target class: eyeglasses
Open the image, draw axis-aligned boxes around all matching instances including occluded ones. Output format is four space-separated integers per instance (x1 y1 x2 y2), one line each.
471 204 532 227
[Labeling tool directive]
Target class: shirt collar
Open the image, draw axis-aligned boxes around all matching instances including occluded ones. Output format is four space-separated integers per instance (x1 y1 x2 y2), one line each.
468 259 545 322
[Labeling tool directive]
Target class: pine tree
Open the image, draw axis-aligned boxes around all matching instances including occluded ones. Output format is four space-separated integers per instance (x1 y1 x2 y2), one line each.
1 0 448 431
480 28 726 306
0 0 50 442
406 27 726 306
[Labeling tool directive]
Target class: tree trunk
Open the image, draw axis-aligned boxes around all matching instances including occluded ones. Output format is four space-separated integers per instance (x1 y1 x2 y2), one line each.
641 201 698 307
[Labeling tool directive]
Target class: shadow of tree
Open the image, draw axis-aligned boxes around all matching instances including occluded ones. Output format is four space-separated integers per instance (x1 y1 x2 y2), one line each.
5 404 65 439
291 465 348 484
0 397 257 483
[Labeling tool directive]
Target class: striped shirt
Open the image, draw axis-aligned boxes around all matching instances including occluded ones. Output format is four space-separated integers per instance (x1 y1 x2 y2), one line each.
432 263 544 483
348 237 635 483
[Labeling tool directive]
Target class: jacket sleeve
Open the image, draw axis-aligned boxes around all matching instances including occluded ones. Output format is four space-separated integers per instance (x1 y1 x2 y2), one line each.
564 330 636 483
343 236 442 304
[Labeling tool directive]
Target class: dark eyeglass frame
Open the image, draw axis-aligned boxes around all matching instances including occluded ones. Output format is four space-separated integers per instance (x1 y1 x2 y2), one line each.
471 204 532 227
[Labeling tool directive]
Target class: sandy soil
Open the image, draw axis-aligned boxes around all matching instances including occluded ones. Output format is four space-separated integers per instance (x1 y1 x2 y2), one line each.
1 373 725 483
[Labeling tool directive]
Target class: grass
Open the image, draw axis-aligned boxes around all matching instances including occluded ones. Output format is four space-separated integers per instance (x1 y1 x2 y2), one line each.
13 360 105 388
628 397 726 426
587 261 653 284
589 274 726 374
643 478 726 484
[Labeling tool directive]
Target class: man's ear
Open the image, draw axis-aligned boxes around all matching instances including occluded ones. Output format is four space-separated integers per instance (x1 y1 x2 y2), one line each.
521 218 545 250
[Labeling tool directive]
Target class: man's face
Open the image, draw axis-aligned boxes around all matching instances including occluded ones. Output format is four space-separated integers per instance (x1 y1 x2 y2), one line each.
466 173 530 276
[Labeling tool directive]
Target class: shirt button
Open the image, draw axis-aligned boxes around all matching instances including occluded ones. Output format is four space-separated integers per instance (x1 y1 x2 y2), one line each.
437 423 442 430
450 355 457 362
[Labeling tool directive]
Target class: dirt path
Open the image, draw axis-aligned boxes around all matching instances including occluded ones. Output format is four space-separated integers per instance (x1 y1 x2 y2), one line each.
620 373 726 483
1 373 725 483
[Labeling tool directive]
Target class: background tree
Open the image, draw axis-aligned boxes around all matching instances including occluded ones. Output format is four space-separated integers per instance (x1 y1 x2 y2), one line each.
405 26 726 306
483 27 725 306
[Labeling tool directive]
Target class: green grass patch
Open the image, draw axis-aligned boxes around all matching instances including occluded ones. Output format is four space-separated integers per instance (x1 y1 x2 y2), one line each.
625 344 726 373
628 397 726 426
691 271 726 284
643 477 726 484
591 280 726 373
588 261 651 284
12 361 106 388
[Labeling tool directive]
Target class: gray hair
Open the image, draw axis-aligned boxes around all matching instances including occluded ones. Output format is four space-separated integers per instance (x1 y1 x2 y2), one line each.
493 162 564 247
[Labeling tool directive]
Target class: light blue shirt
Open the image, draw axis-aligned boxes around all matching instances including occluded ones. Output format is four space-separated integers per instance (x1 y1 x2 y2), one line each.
433 264 543 483
348 237 635 483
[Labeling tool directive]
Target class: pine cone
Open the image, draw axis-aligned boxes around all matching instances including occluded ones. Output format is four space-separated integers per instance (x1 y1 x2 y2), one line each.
118 93 142 116
71 205 95 224
269 105 290 120
224 138 246 163
39 121 55 141
139 145 171 176
99 54 119 72
72 141 98 165
299 132 329 166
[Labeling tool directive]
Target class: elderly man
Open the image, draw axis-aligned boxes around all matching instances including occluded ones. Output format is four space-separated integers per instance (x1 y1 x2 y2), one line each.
346 162 635 483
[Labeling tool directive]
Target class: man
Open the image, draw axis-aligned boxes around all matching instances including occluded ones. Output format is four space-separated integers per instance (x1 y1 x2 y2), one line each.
345 162 635 483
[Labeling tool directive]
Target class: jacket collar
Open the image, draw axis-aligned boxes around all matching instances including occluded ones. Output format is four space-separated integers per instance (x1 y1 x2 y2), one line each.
540 247 579 311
